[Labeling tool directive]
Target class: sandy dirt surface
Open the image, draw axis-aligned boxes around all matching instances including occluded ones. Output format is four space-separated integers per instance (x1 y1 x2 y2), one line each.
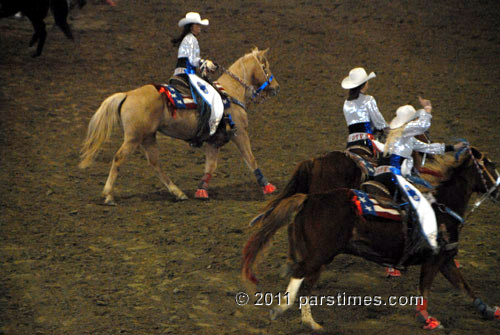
1 0 499 334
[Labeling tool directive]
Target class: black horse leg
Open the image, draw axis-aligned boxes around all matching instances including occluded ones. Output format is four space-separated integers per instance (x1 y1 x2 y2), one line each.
28 17 47 57
439 257 500 320
51 0 73 40
29 31 39 47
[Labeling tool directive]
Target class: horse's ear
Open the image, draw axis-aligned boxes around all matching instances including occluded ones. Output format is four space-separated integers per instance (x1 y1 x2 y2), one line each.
258 48 269 61
470 147 483 160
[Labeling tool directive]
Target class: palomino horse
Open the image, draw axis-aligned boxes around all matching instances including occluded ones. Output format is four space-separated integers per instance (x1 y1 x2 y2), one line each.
242 147 500 331
79 48 279 205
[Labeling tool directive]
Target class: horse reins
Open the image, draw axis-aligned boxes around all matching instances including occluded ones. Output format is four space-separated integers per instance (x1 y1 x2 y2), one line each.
213 56 275 107
434 146 500 224
465 147 500 218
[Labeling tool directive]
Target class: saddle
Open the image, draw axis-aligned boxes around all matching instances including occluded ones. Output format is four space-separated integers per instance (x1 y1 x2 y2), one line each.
344 150 377 182
154 79 234 148
350 189 439 268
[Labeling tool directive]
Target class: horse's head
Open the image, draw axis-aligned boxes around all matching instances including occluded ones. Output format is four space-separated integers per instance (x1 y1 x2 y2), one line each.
469 147 500 201
242 48 280 97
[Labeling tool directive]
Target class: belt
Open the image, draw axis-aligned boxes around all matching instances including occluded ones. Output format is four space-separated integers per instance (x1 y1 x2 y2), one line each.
347 132 373 143
174 67 187 76
374 165 393 176
374 165 402 176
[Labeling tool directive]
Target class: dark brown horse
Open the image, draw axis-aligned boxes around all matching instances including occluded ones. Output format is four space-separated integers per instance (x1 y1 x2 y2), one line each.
242 147 500 331
0 0 74 57
254 134 433 277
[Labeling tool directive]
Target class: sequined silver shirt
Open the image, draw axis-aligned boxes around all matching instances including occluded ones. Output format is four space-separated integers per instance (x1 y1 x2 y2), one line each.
343 94 388 130
386 110 445 172
178 33 201 68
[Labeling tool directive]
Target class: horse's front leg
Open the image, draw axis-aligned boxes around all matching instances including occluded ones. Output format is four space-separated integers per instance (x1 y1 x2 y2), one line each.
439 256 500 320
416 261 444 330
27 16 47 57
195 143 219 199
230 128 276 195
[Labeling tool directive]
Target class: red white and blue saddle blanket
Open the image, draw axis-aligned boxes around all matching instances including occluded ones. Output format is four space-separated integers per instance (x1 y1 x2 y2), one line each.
350 189 401 221
345 151 376 177
156 81 230 110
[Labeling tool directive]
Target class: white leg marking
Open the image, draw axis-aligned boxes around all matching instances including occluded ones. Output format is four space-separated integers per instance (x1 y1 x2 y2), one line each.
281 277 304 311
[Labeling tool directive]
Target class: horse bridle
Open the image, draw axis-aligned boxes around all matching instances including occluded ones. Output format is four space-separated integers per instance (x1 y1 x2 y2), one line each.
250 56 274 99
466 147 500 217
215 55 274 103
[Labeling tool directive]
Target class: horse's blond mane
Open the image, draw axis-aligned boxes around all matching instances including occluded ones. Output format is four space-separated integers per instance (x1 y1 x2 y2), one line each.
228 47 264 71
418 151 470 190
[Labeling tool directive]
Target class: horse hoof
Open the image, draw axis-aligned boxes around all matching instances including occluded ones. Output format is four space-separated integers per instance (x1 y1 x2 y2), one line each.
195 189 209 199
175 194 188 201
270 307 282 320
493 306 500 320
104 200 117 206
422 317 443 330
308 323 325 332
262 183 277 195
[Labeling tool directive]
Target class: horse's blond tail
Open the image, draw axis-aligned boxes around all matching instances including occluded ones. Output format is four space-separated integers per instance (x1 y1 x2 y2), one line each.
79 93 127 168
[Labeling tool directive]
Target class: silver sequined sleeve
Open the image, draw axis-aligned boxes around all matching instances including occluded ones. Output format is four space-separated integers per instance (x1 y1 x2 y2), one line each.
178 33 201 68
412 138 445 155
366 96 388 129
402 109 432 138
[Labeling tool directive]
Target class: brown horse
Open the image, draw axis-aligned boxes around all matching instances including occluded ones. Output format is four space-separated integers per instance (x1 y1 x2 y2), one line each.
242 147 500 331
79 48 279 205
255 134 434 277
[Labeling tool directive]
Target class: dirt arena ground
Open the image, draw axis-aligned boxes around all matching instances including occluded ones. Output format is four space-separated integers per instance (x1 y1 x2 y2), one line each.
1 0 499 334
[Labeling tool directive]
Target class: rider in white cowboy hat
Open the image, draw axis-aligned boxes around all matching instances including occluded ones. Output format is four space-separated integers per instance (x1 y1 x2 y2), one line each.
341 67 388 157
170 12 223 138
373 97 465 258
171 12 215 77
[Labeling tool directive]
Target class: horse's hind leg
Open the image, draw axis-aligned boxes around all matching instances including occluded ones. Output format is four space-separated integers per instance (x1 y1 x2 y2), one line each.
280 224 298 278
270 277 304 320
141 135 187 201
102 137 140 205
51 0 74 40
300 270 324 331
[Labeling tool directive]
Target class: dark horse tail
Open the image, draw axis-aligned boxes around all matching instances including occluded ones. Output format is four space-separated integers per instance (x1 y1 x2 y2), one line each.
249 159 313 227
242 194 308 285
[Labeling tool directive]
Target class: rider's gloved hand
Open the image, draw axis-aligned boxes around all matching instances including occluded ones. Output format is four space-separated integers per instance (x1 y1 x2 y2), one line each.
200 59 217 76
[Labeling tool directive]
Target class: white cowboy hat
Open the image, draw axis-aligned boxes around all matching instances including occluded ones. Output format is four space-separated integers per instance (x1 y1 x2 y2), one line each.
178 12 209 27
341 67 376 89
390 105 418 129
